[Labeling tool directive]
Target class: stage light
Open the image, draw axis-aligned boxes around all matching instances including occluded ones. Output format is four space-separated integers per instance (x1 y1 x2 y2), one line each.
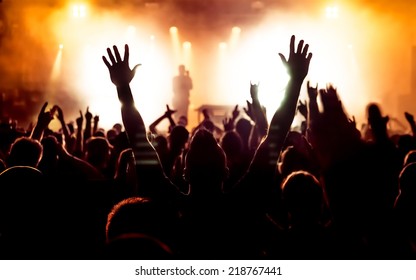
127 25 136 34
59 44 64 50
170 26 178 33
183 41 191 49
150 35 155 41
325 6 339 18
219 42 227 50
232 26 241 35
72 4 87 18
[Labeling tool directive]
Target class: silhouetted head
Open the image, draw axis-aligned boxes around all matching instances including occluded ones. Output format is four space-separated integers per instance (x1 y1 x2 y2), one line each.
106 197 178 245
235 118 252 142
152 135 168 155
220 131 243 161
169 125 189 151
94 128 106 138
184 129 228 191
178 116 188 127
281 171 323 224
279 146 311 179
84 136 112 170
113 123 123 135
7 137 43 168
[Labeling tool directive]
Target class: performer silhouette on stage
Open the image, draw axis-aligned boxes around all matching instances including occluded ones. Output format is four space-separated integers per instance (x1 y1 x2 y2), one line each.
172 64 192 124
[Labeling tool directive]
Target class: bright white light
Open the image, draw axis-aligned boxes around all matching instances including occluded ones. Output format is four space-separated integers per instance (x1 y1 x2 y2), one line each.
59 44 64 50
232 26 241 35
183 41 192 49
127 25 136 34
79 5 86 17
170 26 178 33
150 35 155 41
219 42 227 50
326 6 339 18
72 4 87 18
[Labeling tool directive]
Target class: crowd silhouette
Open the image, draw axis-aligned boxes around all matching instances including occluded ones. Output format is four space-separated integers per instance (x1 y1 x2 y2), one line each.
0 35 416 260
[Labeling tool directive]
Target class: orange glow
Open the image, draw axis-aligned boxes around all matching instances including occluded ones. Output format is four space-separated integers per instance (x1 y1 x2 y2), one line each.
0 1 414 131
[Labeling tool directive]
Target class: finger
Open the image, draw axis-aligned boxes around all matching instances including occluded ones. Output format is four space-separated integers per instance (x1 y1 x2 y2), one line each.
40 102 48 113
86 106 89 113
302 44 309 56
113 45 122 62
166 104 170 111
296 40 304 54
79 110 83 117
307 80 310 88
234 104 238 111
102 56 111 68
124 44 129 62
278 53 287 65
107 48 116 64
306 52 313 63
289 35 295 54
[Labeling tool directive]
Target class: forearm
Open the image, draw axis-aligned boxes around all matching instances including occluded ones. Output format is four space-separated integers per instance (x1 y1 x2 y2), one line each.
252 79 302 168
84 121 92 142
118 85 162 169
149 115 166 135
167 115 176 128
93 120 99 135
74 129 83 156
30 124 45 141
308 99 319 125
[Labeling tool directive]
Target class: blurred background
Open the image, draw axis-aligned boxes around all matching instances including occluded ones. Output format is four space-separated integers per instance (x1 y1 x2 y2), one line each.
0 0 415 132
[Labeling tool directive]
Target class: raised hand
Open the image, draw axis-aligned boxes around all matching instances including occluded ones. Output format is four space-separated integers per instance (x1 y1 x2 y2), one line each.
222 117 234 132
37 102 55 128
85 106 93 121
231 104 240 121
54 105 65 122
244 100 254 121
102 44 141 87
250 82 259 100
320 84 342 112
30 102 56 140
164 105 177 118
307 81 318 101
278 35 312 82
94 115 100 123
76 110 83 128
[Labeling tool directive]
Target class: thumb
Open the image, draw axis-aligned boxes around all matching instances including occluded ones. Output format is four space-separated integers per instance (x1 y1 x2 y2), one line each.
132 64 141 75
278 53 287 65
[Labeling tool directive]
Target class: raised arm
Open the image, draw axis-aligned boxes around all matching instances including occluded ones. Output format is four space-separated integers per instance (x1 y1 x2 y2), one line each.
55 105 75 153
102 44 172 197
149 105 177 135
30 102 55 141
250 35 312 174
83 107 93 144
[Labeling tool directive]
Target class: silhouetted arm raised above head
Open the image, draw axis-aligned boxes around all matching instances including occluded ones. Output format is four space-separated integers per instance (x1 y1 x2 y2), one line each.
102 44 154 161
250 35 312 171
31 102 55 141
149 105 177 135
103 44 178 198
